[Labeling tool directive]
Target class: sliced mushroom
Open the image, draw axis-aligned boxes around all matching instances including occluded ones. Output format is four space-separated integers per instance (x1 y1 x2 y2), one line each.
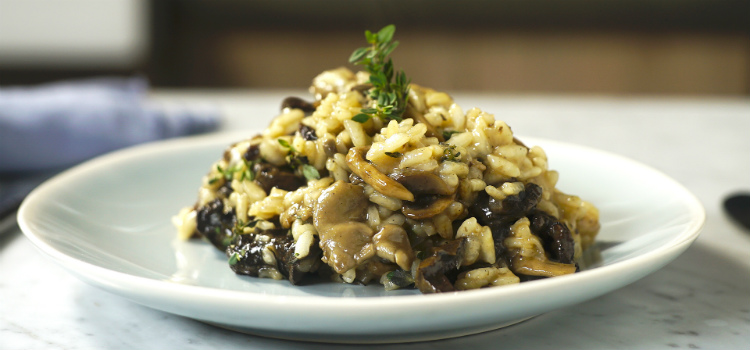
319 222 376 274
528 210 575 264
414 238 466 293
322 137 337 157
243 143 261 161
391 170 456 220
372 225 414 270
401 195 454 220
509 255 576 277
346 147 414 202
281 96 317 113
196 199 236 250
470 182 542 225
313 181 369 231
313 181 377 274
392 170 455 196
227 228 322 285
274 232 323 284
253 162 306 193
299 124 318 141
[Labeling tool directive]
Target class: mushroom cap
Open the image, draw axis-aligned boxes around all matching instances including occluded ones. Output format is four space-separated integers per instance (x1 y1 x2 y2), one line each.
319 222 375 274
313 180 369 232
373 224 415 271
392 170 455 196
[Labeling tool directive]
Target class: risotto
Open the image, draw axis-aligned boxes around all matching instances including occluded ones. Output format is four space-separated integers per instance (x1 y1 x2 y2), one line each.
173 26 599 293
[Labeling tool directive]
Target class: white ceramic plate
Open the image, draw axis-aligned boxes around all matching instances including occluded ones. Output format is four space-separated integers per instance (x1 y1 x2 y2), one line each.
18 131 704 343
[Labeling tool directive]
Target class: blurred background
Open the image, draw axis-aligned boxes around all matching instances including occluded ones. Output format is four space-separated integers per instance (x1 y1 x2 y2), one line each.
1 0 749 95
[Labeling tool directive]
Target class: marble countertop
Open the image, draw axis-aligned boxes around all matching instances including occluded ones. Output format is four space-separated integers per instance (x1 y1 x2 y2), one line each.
2 91 749 349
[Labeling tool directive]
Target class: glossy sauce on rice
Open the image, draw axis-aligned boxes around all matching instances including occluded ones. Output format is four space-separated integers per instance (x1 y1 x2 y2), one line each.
173 67 600 293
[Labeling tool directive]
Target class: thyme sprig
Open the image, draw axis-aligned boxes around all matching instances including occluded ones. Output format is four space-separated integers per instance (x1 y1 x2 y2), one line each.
210 161 255 185
349 24 410 123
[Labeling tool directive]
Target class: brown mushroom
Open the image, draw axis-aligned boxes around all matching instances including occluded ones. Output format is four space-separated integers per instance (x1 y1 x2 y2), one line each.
509 255 576 278
401 195 454 220
345 147 414 202
392 170 456 220
227 228 323 285
253 162 306 193
299 124 318 141
528 210 575 264
392 170 455 196
313 181 369 231
281 96 317 113
415 238 466 293
313 181 377 274
372 225 415 270
469 183 543 225
319 222 376 274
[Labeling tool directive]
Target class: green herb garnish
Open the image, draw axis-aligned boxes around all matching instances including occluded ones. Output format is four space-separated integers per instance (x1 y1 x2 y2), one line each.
216 159 257 184
277 139 297 152
228 252 240 265
240 160 257 182
221 236 236 248
278 139 320 180
216 164 235 181
441 144 461 162
301 164 320 180
232 219 257 235
351 113 371 123
349 24 410 123
384 151 402 158
442 130 460 141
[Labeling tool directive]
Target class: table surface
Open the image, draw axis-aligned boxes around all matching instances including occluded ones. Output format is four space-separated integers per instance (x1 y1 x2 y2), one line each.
2 91 749 349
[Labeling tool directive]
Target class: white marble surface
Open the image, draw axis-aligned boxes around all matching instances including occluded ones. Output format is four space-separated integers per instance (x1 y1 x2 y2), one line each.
2 91 750 349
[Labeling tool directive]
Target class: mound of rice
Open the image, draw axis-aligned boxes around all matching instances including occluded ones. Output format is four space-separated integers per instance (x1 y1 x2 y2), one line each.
173 67 600 293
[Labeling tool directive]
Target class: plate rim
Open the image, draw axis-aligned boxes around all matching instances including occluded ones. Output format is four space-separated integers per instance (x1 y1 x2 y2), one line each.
17 131 706 339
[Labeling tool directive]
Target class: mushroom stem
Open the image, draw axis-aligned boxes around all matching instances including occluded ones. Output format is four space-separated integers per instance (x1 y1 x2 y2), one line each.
509 255 576 277
346 147 415 202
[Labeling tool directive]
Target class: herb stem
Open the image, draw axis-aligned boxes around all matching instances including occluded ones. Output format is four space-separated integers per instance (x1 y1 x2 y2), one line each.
349 25 410 124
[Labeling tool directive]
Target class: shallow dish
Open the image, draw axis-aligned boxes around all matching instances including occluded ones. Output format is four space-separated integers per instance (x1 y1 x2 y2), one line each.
18 131 704 343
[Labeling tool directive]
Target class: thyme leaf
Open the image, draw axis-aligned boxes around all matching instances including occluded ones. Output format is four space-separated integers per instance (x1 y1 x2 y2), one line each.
277 138 297 153
349 24 410 123
301 164 320 180
228 252 240 265
441 144 461 162
442 130 460 141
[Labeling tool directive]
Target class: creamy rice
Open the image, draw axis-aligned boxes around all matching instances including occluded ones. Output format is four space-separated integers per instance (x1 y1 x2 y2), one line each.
173 68 600 293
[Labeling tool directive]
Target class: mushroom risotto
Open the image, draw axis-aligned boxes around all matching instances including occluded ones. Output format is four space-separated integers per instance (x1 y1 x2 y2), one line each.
173 25 600 293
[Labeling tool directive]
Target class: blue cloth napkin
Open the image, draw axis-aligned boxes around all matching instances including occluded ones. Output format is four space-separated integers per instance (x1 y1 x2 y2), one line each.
0 77 221 173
